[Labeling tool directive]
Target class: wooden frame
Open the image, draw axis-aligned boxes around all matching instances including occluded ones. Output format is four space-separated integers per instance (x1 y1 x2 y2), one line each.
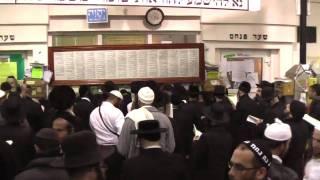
48 43 205 85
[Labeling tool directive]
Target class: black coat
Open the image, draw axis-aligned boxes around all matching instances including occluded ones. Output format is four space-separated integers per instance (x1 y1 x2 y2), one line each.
14 157 69 180
191 126 233 180
73 98 95 130
0 122 35 170
172 102 205 157
0 140 18 180
122 148 189 180
22 97 45 133
283 118 311 179
268 158 299 180
309 98 320 120
232 94 260 146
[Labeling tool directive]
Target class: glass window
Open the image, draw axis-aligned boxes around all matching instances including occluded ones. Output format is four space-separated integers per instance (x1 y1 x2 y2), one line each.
52 34 98 46
103 33 147 45
152 33 197 44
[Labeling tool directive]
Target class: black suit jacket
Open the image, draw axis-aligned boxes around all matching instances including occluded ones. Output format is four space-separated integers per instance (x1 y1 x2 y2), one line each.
283 119 310 179
22 97 45 133
191 126 233 180
74 98 95 130
122 148 189 180
172 102 205 157
232 94 260 146
0 122 35 170
268 158 299 180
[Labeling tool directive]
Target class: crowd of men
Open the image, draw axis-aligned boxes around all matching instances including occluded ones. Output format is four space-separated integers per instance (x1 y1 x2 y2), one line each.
0 76 320 180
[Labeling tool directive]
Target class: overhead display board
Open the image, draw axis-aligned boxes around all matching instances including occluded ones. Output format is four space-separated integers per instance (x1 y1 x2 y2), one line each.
14 0 249 10
48 43 205 85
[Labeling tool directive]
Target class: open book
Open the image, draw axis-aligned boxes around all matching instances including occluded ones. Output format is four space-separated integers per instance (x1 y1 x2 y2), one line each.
303 114 320 131
246 115 263 125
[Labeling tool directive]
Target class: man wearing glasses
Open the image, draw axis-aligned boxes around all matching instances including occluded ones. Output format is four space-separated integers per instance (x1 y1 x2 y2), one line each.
228 140 272 180
304 128 320 180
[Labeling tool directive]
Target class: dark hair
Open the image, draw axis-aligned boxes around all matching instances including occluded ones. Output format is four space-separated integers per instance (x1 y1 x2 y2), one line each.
290 100 306 120
49 86 76 110
188 84 200 99
79 85 90 98
311 84 320 96
1 82 11 91
264 139 288 149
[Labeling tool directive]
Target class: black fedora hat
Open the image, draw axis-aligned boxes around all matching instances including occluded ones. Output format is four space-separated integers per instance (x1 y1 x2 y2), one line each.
202 102 229 126
52 131 101 168
49 86 76 111
238 81 251 94
257 81 274 88
131 120 167 135
261 87 275 101
213 85 227 96
1 95 25 125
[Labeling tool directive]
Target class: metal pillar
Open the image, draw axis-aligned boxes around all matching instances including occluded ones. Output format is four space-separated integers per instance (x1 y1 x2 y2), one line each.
300 0 307 64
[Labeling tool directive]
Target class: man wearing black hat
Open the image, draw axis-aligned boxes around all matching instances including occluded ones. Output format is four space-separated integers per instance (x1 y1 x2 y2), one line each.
48 85 82 132
74 85 95 130
283 100 310 179
255 81 274 103
0 94 34 170
122 120 188 180
52 131 104 180
228 140 272 180
15 128 68 180
191 102 233 180
233 81 260 146
117 87 175 159
171 84 204 158
20 83 45 133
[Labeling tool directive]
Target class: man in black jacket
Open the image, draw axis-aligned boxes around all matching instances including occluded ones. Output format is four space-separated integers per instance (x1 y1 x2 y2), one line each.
122 120 189 180
264 120 298 180
191 102 233 180
74 85 95 130
20 84 45 133
283 100 310 179
233 81 260 146
15 128 68 180
0 95 35 170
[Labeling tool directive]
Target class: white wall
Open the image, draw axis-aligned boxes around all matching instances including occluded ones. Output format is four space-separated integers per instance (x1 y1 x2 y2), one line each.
307 2 320 61
0 0 301 79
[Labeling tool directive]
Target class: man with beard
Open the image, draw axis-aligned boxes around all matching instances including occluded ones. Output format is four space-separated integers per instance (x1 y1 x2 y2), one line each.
228 140 272 180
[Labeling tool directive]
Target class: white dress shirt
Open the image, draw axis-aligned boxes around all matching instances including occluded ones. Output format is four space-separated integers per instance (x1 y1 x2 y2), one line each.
90 101 125 146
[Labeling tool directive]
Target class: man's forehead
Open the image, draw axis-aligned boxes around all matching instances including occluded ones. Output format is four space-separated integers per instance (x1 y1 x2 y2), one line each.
231 147 255 165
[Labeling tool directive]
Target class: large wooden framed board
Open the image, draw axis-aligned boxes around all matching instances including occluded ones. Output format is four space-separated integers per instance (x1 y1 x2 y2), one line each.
48 43 205 85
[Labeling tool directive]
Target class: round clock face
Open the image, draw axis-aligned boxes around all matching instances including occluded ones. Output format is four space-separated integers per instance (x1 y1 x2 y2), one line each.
146 8 164 26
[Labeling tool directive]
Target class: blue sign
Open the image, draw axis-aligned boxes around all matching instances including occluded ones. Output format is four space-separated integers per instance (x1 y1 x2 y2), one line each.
87 8 108 23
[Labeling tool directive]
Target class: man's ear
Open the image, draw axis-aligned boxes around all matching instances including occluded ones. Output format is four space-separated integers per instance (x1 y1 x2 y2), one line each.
256 167 268 180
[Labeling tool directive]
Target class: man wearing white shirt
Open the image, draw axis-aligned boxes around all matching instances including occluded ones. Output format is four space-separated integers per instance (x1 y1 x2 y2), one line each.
90 90 125 159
